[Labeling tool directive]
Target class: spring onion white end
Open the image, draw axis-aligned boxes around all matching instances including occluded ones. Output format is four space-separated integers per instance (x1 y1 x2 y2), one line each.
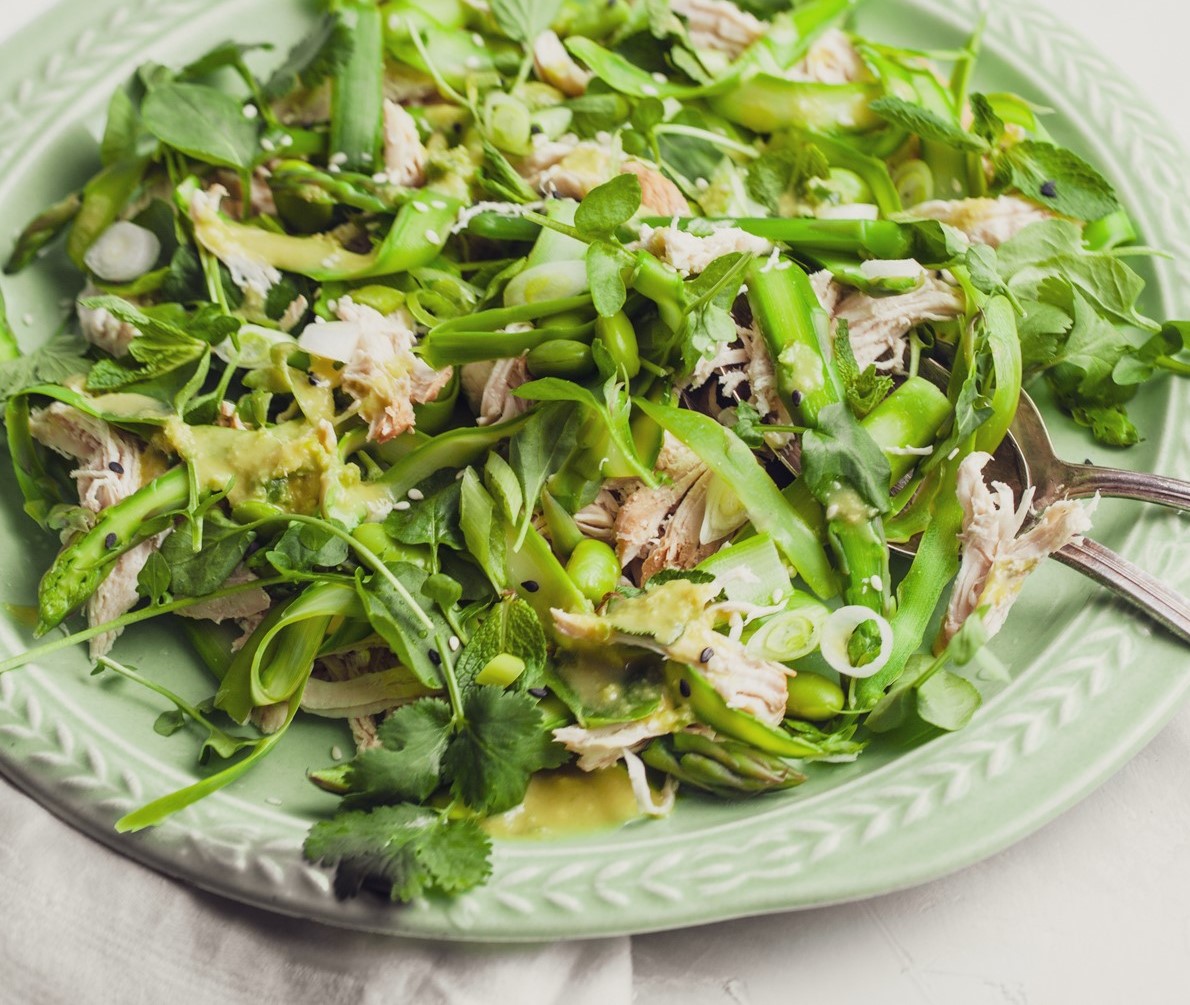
746 599 831 663
699 475 749 545
502 260 590 307
819 605 894 678
83 221 161 282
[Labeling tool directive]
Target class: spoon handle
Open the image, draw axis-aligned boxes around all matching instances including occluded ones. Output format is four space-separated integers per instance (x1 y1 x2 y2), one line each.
1061 464 1190 511
1053 537 1190 644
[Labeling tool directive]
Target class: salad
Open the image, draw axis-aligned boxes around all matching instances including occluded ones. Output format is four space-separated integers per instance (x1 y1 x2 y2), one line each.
0 0 1186 905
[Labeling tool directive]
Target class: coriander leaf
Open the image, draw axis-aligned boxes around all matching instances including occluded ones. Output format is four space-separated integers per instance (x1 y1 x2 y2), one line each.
136 550 173 604
444 687 548 813
869 96 989 153
141 82 260 171
731 401 769 450
998 140 1120 223
180 41 270 82
355 563 447 689
344 698 453 805
265 520 349 575
489 0 564 43
1067 403 1140 447
0 333 91 406
263 12 353 100
800 402 892 514
574 173 642 237
1016 297 1072 371
1051 289 1149 396
832 321 893 419
454 596 548 691
587 241 629 318
304 803 492 902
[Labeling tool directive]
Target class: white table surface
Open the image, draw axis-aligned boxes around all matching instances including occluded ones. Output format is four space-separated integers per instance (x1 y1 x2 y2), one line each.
0 2 1187 1003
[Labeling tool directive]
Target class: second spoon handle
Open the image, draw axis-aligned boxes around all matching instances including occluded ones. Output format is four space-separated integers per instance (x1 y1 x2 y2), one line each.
1052 537 1190 643
1061 463 1190 511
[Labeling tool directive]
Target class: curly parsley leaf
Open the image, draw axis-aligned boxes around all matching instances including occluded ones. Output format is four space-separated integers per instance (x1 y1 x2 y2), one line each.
304 804 492 902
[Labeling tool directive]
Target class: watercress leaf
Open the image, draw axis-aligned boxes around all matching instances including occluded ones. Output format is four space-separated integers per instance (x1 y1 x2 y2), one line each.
160 512 254 595
136 549 173 605
998 140 1120 223
800 402 892 514
263 12 353 100
454 596 548 691
355 563 447 689
180 41 270 82
915 669 982 731
265 520 349 574
574 173 642 237
489 0 565 43
587 240 629 317
141 82 260 170
303 803 491 902
869 96 989 153
342 698 453 805
443 687 548 813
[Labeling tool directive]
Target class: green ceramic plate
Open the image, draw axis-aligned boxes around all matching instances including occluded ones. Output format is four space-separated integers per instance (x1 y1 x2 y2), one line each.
0 0 1187 942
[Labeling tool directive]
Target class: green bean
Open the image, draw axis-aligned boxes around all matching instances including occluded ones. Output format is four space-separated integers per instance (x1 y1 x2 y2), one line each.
36 466 191 634
4 191 82 274
331 1 385 173
421 323 594 367
67 157 148 268
429 294 593 335
463 213 541 242
641 732 806 798
565 539 621 603
526 339 595 378
595 311 640 378
809 131 904 216
648 217 913 261
269 160 405 215
629 252 685 331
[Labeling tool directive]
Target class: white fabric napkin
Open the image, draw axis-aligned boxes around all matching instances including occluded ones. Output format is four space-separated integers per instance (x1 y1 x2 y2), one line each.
0 778 632 1005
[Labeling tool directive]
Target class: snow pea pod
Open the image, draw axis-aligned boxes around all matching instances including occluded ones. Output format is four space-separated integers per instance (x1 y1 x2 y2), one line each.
36 466 191 635
5 395 63 529
642 731 806 797
636 399 836 598
710 80 882 135
421 321 594 367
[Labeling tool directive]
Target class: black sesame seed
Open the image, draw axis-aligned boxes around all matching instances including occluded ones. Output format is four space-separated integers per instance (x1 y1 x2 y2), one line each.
428 649 441 665
521 579 540 593
1040 180 1058 198
529 124 544 135
679 678 692 698
528 687 549 698
108 461 124 474
104 532 118 549
308 374 321 386
790 390 804 407
699 646 714 663
1084 458 1094 465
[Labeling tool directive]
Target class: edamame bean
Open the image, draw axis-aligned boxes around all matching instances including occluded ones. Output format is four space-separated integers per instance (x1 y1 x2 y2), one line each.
595 311 640 378
526 339 595 378
785 672 845 721
565 539 621 603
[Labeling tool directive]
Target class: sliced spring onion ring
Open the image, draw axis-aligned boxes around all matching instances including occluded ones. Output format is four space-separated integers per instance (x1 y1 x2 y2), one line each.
699 475 749 545
819 605 894 679
746 599 830 663
83 221 161 282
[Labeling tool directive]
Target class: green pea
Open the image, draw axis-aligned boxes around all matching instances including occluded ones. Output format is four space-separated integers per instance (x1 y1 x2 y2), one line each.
349 284 405 315
351 521 394 559
785 672 845 722
526 339 595 378
595 311 640 378
565 539 621 603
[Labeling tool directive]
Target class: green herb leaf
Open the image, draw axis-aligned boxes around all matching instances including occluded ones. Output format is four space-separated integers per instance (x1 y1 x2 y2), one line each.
508 401 580 546
304 804 492 901
0 333 91 406
869 96 989 153
587 241 629 318
832 322 893 419
574 174 642 237
136 550 173 605
454 596 548 691
746 144 829 213
998 140 1120 223
263 12 353 100
355 563 447 689
162 512 255 595
384 472 464 571
459 469 508 592
141 82 261 171
344 698 453 805
265 520 349 575
488 0 565 44
800 402 892 515
915 669 982 731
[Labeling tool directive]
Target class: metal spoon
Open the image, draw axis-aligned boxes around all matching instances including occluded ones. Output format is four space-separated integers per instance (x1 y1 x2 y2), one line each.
892 390 1190 643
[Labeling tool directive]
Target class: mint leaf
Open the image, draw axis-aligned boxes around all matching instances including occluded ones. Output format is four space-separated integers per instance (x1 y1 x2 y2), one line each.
745 144 830 213
444 687 548 814
833 322 893 419
304 804 492 902
869 96 988 153
455 596 548 691
998 140 1120 223
0 333 91 406
574 174 642 237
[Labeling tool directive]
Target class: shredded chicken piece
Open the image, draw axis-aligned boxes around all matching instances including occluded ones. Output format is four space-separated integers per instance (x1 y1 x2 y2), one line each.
533 30 591 96
318 650 404 752
640 469 721 581
75 282 137 357
461 356 531 426
614 434 706 566
553 716 674 771
382 99 428 187
673 0 765 59
787 29 866 84
809 269 845 315
941 452 1095 644
334 299 453 442
834 275 966 371
177 566 271 625
640 225 771 277
518 132 582 189
28 402 163 656
232 610 266 653
738 320 784 419
908 196 1054 248
573 488 622 543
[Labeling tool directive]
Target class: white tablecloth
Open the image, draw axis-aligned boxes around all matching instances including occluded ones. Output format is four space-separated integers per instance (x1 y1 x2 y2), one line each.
1 1 1187 1002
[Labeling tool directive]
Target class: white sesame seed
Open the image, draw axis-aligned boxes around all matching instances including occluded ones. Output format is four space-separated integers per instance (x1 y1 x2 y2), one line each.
260 137 276 152
393 500 412 511
642 84 659 97
430 199 447 210
412 200 429 212
280 134 294 147
407 488 424 501
265 796 282 806
870 575 884 591
947 448 960 460
455 470 466 480
328 164 341 173
242 103 258 119
331 745 343 761
695 177 709 191
465 55 482 70
329 151 348 166
313 315 325 324
425 230 441 244
372 171 388 183
388 13 403 30
651 71 668 84
449 635 461 652
327 299 338 312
